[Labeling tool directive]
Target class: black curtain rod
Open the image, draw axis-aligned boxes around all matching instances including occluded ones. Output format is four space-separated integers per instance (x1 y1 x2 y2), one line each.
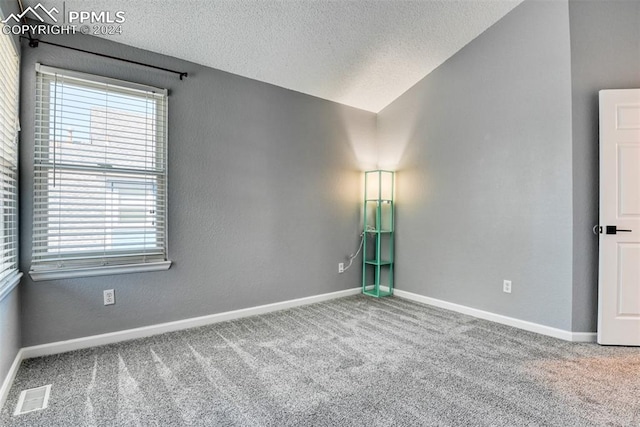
20 37 188 80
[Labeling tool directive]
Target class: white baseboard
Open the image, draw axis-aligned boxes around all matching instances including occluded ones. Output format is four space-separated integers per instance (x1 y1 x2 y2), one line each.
570 332 598 343
0 349 23 411
21 287 362 360
394 289 597 343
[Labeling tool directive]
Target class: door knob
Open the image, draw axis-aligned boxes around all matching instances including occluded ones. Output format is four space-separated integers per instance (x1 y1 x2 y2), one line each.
606 225 633 234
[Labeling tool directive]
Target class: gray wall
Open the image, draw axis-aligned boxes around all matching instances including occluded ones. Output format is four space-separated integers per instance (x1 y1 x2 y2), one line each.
568 0 640 332
12 0 639 350
377 0 574 330
0 0 22 393
0 0 20 49
19 33 376 346
0 290 20 389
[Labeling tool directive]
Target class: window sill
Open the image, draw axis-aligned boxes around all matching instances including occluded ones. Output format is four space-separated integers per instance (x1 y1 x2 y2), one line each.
0 272 23 303
29 261 172 282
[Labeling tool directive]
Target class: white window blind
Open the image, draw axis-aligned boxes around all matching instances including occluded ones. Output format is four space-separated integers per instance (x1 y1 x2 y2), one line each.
31 64 170 279
0 29 21 296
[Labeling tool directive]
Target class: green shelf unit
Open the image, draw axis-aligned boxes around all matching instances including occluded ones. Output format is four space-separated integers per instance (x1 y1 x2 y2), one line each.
362 170 395 298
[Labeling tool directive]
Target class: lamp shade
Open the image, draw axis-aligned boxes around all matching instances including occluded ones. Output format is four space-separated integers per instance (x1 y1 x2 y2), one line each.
365 170 394 201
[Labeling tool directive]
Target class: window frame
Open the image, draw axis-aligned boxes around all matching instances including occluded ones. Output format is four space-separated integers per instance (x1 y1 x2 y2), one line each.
29 64 171 281
0 20 22 301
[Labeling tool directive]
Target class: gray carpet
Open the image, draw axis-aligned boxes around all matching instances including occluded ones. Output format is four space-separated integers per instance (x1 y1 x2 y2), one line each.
2 295 640 426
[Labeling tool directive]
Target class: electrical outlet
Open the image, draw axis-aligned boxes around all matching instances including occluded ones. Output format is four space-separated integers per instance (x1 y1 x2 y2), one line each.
503 280 512 294
338 263 344 273
103 289 115 305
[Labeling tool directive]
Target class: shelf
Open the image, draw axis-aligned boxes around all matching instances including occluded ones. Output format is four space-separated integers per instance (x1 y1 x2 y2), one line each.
365 259 393 266
365 229 393 233
362 288 393 298
365 199 393 203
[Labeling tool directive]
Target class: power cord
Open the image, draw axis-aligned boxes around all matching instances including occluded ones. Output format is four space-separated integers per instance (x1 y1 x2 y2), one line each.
342 227 376 271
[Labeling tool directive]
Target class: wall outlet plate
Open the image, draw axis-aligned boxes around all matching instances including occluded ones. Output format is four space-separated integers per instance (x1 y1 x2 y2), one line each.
103 289 115 305
338 263 344 273
503 280 512 294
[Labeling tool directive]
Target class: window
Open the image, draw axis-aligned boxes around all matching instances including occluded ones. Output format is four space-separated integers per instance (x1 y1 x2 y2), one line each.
0 29 21 300
30 64 170 280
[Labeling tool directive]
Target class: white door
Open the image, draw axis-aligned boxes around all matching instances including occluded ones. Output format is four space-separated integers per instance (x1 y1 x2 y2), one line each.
598 89 640 345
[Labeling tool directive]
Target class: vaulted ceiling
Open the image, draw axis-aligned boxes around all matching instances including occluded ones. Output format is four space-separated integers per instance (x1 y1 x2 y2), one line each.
23 0 523 112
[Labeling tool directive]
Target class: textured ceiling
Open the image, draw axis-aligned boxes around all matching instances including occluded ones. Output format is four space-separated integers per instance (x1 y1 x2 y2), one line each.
24 0 523 112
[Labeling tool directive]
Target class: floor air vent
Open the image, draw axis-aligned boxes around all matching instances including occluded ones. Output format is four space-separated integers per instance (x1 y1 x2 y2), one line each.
14 384 51 416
